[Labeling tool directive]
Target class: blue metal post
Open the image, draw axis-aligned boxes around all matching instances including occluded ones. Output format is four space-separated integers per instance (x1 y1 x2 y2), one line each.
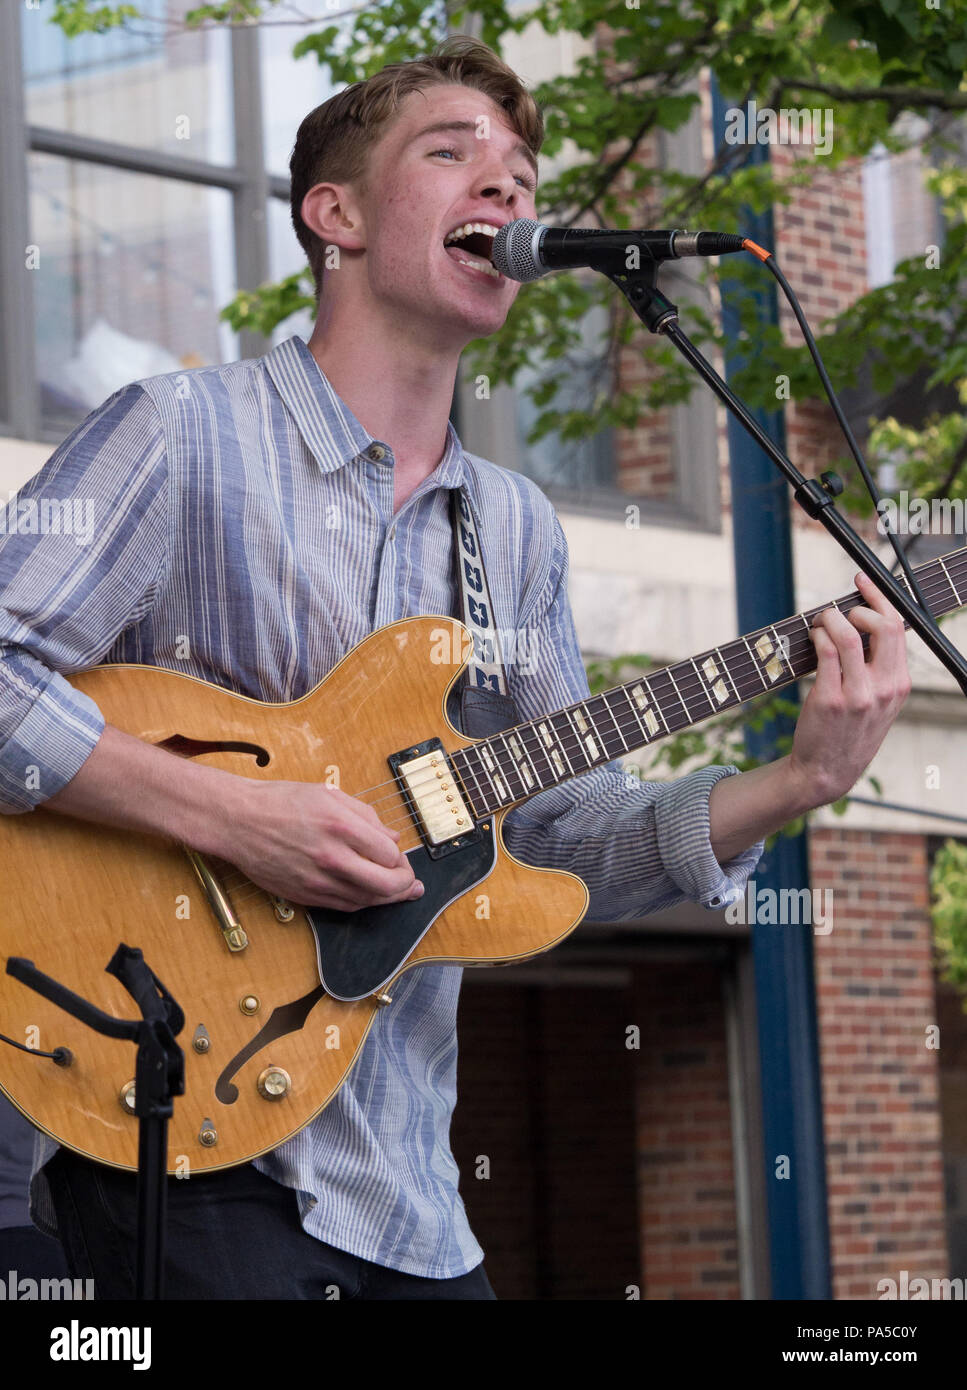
710 80 832 1299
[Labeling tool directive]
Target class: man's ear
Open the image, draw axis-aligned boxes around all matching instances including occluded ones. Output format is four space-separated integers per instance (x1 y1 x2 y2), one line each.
300 182 366 254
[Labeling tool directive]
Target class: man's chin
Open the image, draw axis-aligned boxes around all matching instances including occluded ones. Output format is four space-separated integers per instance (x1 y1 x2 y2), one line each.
449 291 514 342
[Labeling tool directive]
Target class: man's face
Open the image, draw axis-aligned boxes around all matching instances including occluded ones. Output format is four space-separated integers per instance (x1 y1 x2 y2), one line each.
348 83 538 346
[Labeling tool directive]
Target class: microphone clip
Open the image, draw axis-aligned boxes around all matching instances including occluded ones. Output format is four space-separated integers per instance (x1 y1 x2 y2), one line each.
604 259 680 334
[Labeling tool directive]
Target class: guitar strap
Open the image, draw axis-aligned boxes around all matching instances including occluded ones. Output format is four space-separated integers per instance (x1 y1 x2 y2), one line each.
449 487 523 739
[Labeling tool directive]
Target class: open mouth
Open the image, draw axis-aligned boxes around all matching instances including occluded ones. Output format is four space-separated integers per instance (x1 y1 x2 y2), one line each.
443 222 501 280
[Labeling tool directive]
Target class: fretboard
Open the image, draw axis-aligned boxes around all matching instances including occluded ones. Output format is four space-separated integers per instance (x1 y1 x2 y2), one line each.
451 545 967 817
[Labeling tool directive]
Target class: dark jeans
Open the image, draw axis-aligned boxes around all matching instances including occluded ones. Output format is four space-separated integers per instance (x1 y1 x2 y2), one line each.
0 1223 71 1281
45 1148 496 1301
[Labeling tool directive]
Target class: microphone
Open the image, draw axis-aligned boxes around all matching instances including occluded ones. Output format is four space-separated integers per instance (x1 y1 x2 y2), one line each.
492 218 747 283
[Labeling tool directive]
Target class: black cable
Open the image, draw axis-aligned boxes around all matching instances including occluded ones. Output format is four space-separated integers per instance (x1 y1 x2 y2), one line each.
757 251 933 617
0 1031 72 1066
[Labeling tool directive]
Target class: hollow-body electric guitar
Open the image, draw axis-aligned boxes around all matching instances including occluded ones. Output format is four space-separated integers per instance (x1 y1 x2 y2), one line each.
2 546 965 1172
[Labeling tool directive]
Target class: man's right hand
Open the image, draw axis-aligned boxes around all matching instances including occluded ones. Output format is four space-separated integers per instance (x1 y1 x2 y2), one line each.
41 723 423 914
225 778 424 912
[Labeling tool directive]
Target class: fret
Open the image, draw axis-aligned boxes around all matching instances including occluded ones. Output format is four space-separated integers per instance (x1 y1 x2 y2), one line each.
503 727 541 793
752 626 789 685
661 665 692 726
938 556 960 607
772 624 793 677
444 551 967 824
525 720 558 787
644 678 670 733
451 748 487 817
596 693 629 753
537 715 574 781
494 733 529 800
442 548 967 826
741 635 769 692
714 645 740 703
549 712 580 774
893 569 917 608
947 555 967 606
619 686 649 744
581 698 621 759
475 738 512 806
483 733 522 811
622 678 669 745
771 623 796 674
562 709 596 767
689 657 720 712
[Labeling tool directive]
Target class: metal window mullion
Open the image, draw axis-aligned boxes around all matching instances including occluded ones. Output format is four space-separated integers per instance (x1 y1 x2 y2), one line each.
28 125 247 191
1 2 39 440
230 25 270 360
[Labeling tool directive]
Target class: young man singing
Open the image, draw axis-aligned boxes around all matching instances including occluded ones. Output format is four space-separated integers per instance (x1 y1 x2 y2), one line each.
0 37 910 1300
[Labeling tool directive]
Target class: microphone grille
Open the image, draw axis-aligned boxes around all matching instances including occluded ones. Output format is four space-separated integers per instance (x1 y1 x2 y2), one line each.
492 218 545 282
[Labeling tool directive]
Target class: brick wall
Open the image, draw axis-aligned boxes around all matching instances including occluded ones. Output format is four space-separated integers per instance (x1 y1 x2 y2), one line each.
453 964 739 1299
452 978 642 1299
611 130 680 503
634 961 740 1299
810 827 949 1298
771 147 873 529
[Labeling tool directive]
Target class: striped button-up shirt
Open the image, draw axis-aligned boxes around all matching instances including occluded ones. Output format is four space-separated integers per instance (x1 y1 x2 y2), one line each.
0 334 762 1278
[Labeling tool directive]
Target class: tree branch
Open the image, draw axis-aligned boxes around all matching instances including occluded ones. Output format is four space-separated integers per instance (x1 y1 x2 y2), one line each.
779 79 967 110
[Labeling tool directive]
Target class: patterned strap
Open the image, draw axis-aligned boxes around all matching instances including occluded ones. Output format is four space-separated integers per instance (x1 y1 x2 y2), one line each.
450 488 509 697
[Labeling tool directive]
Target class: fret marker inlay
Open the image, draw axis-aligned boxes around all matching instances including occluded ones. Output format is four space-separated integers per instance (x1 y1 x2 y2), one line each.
702 657 729 704
755 634 785 683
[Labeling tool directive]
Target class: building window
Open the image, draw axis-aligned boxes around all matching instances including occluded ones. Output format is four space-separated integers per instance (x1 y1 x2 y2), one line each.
30 154 236 426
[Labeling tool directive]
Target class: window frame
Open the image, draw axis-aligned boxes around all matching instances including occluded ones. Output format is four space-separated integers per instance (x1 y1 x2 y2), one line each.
1 5 287 446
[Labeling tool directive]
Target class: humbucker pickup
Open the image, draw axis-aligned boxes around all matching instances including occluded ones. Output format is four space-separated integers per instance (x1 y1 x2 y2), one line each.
388 738 484 860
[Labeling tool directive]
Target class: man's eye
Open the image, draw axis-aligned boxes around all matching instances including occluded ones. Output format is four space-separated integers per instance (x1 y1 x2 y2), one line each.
430 146 535 191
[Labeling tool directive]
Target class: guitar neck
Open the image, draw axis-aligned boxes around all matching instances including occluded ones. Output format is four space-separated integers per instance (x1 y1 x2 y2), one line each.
451 545 967 818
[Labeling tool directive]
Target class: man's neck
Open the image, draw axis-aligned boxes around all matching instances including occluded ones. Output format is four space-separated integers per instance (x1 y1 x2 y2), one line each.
306 307 462 497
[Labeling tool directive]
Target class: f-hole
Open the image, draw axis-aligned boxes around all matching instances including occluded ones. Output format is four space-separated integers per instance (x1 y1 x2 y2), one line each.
157 735 271 767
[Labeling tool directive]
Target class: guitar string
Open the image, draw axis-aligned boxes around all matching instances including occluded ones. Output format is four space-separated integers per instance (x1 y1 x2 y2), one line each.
213 575 950 900
232 561 963 827
210 567 962 906
221 563 960 830
212 564 962 881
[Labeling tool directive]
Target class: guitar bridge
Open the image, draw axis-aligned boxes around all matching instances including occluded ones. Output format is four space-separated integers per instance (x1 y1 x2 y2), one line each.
389 739 482 860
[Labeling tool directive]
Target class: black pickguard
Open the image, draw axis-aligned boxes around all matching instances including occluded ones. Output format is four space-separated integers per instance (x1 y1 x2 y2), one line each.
303 828 496 1001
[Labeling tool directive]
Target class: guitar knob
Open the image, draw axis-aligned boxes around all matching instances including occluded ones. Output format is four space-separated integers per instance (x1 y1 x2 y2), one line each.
257 1065 291 1100
119 1080 136 1114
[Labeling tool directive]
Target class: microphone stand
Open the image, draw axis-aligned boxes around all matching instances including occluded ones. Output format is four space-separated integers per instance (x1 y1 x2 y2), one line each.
609 262 967 695
6 945 185 1300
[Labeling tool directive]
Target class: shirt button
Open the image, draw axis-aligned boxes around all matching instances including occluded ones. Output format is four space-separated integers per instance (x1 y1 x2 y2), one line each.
367 444 387 461
387 525 396 541
307 1196 318 1208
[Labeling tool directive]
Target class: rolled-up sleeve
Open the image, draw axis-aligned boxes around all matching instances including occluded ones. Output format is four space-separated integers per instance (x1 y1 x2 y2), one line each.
500 512 764 920
0 383 168 813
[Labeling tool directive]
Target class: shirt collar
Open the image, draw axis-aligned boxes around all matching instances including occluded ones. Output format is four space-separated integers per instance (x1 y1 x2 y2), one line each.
263 334 466 491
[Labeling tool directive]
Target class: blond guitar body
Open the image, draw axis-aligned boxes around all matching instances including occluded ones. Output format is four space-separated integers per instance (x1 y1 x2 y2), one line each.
0 616 588 1173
